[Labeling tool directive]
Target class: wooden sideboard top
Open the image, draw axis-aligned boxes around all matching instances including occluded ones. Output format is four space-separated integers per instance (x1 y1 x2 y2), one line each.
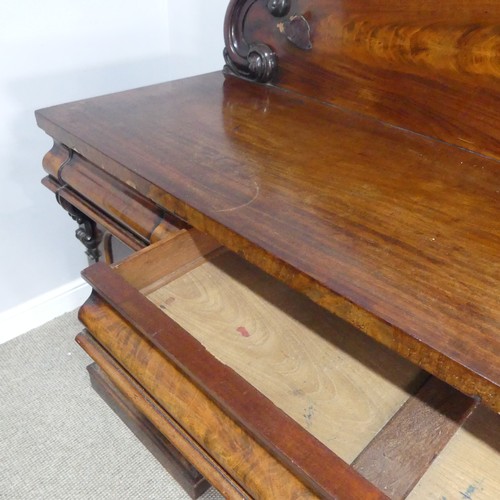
36 71 500 410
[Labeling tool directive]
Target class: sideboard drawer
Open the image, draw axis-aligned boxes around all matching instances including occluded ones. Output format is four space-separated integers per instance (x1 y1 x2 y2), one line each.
78 229 500 499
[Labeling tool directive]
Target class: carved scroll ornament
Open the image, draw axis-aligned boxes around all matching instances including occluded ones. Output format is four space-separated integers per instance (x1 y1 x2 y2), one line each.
224 0 292 83
57 194 102 263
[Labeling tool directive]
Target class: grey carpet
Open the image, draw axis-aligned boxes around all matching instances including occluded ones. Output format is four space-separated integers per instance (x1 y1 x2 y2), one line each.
0 311 223 500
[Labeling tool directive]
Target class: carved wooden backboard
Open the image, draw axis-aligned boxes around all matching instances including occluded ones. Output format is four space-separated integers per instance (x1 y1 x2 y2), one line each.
224 0 500 160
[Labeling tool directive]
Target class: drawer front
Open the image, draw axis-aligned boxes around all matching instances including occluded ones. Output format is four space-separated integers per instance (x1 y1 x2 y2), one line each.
42 142 186 248
76 329 248 499
79 228 500 499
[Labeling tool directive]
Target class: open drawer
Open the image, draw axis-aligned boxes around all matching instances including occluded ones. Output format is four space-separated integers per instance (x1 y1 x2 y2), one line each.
77 228 500 499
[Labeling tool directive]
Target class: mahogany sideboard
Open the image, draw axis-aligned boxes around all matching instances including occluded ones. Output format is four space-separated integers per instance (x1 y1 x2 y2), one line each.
37 1 499 498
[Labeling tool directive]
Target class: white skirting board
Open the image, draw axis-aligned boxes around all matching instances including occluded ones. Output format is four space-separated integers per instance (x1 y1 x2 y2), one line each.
0 279 91 344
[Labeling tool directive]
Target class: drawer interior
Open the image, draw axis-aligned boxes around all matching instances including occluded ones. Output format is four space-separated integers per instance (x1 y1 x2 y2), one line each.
110 230 500 498
146 250 424 463
409 405 500 498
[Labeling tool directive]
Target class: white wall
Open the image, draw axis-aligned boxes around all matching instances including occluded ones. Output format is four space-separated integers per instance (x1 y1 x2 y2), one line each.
0 1 228 333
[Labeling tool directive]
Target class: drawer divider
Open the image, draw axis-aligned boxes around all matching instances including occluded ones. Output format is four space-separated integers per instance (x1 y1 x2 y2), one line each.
353 377 478 498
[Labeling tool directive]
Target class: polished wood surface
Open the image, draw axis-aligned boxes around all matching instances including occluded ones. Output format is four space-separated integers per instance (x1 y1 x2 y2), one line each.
79 230 499 498
36 72 500 411
79 303 318 499
42 175 145 252
77 332 249 499
240 0 500 159
87 363 211 499
80 230 387 499
37 2 500 497
42 142 183 245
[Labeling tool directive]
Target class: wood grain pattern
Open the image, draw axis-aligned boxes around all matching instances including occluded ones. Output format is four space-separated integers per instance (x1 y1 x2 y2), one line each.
42 142 183 244
80 264 388 499
36 73 500 410
243 0 500 159
408 405 500 499
82 238 498 498
87 363 211 499
76 332 250 500
42 176 145 252
41 141 71 179
37 3 500 495
112 228 221 292
147 251 425 463
352 377 478 499
79 294 386 499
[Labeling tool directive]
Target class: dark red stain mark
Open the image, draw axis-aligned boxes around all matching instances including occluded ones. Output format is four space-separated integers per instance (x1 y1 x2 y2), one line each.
236 326 251 338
